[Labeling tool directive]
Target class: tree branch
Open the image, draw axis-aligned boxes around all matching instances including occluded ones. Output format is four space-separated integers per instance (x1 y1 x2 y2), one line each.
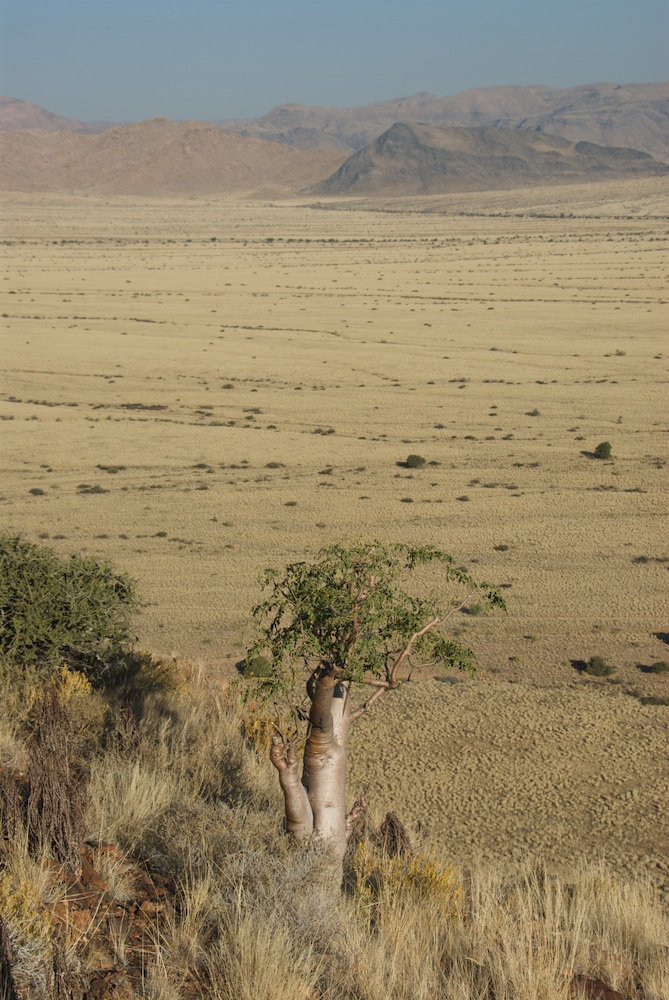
390 616 440 683
270 736 313 840
346 790 369 840
350 683 391 723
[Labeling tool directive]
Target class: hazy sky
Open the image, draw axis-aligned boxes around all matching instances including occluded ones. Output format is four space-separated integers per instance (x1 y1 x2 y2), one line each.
1 0 667 122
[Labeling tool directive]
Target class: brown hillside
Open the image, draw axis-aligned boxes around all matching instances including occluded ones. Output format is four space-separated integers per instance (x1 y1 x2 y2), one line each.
311 122 669 196
0 118 347 194
0 94 95 132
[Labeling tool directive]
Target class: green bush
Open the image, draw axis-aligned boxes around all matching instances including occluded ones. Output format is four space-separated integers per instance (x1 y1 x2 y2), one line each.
0 533 139 671
583 656 616 677
648 661 669 674
593 441 612 460
242 654 273 679
405 454 427 469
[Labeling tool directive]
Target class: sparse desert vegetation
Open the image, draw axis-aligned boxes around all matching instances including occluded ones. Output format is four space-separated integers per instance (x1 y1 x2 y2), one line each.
1 180 668 996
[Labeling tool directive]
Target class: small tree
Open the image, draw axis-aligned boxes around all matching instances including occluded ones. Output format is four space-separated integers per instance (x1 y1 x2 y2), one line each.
248 541 504 869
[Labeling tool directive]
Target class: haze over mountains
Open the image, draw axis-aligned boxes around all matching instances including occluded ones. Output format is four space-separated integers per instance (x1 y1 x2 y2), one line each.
221 82 669 163
1 82 668 196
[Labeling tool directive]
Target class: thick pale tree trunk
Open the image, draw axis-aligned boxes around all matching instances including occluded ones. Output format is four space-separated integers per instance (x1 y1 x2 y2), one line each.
270 664 352 866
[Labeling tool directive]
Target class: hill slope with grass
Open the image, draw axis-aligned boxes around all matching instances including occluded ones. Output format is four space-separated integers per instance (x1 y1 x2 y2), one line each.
1 537 668 998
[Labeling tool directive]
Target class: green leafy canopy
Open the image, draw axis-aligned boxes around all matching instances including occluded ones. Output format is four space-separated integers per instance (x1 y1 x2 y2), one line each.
0 533 139 671
249 541 504 694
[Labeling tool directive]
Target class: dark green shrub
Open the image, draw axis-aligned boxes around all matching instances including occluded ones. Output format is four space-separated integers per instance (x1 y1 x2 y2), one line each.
593 441 612 460
405 454 427 469
0 533 139 671
583 656 616 677
77 483 109 494
648 661 669 674
242 655 272 679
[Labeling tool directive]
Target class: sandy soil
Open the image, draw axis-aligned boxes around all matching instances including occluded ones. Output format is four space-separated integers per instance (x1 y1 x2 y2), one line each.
1 180 667 893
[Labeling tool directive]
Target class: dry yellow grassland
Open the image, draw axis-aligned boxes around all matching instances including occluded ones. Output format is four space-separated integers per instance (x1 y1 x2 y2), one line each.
1 180 668 897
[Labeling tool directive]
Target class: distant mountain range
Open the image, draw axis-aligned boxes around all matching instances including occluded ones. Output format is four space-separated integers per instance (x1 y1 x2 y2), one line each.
1 83 668 197
2 82 668 162
310 122 668 196
220 82 669 163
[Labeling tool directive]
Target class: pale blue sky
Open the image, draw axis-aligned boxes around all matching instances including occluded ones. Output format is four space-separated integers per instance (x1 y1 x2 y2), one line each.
0 0 667 122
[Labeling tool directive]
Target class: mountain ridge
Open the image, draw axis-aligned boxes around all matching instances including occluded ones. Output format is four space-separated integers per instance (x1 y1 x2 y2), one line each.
310 121 669 197
2 81 668 162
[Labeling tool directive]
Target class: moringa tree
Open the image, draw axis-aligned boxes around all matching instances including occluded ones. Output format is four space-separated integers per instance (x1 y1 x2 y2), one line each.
248 541 504 868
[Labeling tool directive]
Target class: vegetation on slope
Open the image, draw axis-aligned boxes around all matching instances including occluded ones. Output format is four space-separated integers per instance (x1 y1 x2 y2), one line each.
0 537 667 999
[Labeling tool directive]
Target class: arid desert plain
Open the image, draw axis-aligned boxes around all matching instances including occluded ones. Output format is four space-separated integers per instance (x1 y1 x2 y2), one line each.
1 179 668 895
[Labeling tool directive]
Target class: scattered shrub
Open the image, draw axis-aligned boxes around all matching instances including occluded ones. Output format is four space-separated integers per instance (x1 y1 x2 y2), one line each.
404 454 427 469
582 656 616 677
647 661 669 674
593 441 612 460
76 483 108 494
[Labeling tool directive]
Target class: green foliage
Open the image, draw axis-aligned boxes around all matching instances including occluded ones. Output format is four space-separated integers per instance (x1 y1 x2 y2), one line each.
0 533 139 672
648 661 669 674
404 454 427 468
583 656 616 677
242 655 273 679
593 441 612 460
249 541 504 696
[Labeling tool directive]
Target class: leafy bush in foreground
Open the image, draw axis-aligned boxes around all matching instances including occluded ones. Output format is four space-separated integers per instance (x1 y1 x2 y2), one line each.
0 533 139 672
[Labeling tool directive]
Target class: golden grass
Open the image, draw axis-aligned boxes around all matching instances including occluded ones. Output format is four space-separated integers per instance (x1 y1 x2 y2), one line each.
1 665 668 998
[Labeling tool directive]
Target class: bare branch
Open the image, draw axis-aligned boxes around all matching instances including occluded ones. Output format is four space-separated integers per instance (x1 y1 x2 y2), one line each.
350 683 390 724
270 736 313 840
346 790 369 840
390 616 440 683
